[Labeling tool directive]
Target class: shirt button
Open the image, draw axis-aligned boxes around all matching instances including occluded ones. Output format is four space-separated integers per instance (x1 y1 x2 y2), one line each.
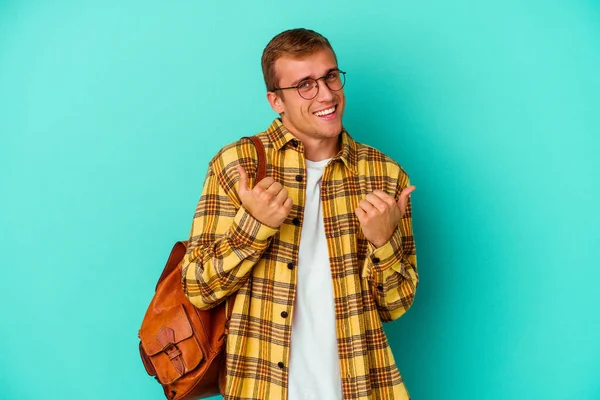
287 263 294 270
292 217 300 226
295 175 303 182
281 311 288 318
372 257 380 264
278 361 285 369
290 139 298 148
377 284 384 291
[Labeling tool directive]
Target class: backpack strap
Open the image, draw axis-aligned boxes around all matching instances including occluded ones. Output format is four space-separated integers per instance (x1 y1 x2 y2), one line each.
247 136 267 182
225 135 268 322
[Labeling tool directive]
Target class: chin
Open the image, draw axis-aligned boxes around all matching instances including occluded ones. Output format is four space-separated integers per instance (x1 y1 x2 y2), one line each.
320 126 343 137
328 120 343 134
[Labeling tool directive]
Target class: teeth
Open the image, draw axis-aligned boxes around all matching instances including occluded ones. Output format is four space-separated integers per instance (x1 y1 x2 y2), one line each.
314 106 336 117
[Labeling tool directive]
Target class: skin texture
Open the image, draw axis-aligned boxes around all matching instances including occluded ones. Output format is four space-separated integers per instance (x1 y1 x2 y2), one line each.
267 48 344 162
238 47 415 245
236 164 292 228
354 188 416 248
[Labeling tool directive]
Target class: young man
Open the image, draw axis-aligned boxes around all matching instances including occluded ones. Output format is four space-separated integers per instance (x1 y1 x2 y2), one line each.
182 28 418 400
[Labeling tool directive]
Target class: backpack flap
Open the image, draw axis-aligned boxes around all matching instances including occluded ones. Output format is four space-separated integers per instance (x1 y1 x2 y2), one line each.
139 304 204 385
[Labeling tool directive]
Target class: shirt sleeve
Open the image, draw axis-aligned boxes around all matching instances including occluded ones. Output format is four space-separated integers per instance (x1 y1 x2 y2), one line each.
181 161 278 311
361 176 419 322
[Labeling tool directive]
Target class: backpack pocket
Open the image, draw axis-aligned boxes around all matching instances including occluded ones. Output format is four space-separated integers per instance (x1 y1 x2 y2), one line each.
139 303 204 385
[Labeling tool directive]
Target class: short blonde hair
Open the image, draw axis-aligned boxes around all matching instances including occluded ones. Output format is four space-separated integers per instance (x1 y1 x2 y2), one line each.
261 28 337 92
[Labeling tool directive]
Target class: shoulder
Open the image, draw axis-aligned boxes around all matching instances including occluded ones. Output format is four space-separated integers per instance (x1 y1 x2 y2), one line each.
210 133 267 168
208 133 269 196
353 140 410 186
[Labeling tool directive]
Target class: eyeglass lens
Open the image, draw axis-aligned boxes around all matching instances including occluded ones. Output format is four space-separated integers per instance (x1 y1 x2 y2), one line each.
297 71 345 99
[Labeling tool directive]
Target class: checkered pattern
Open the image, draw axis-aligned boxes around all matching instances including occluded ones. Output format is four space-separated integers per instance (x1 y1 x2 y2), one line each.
182 119 418 400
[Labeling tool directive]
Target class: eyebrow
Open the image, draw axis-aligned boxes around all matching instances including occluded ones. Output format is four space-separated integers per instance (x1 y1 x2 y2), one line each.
290 67 339 86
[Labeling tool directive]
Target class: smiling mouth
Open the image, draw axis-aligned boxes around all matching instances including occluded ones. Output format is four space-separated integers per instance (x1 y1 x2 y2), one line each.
313 105 337 118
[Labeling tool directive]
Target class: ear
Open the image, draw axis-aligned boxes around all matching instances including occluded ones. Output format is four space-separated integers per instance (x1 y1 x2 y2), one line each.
267 91 285 114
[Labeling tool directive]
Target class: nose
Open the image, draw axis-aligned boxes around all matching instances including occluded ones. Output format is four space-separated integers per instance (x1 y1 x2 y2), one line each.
315 79 334 102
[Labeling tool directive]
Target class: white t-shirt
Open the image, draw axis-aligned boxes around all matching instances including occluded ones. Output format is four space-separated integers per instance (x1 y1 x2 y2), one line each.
288 158 343 400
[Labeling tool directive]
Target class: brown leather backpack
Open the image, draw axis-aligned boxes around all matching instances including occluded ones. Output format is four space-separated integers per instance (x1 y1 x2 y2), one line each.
138 136 266 399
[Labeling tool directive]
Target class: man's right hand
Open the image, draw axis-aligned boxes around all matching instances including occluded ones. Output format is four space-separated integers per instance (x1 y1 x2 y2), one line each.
236 165 293 228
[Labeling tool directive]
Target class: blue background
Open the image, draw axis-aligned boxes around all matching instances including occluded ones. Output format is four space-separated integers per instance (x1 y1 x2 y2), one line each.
1 1 599 399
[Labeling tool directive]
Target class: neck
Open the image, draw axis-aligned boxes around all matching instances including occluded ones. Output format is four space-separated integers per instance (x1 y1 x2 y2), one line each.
280 122 341 161
302 137 339 161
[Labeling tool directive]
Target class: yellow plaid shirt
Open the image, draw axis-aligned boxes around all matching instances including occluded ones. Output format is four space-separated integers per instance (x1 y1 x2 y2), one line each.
182 119 418 400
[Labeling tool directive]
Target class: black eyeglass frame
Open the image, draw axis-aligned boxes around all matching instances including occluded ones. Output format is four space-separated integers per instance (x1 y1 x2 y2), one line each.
272 69 347 100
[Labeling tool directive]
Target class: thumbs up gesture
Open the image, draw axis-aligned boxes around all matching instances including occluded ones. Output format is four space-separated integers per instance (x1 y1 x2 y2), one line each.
236 165 293 229
354 186 416 248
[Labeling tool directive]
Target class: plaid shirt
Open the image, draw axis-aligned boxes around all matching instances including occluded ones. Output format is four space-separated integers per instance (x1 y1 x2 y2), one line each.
182 119 418 400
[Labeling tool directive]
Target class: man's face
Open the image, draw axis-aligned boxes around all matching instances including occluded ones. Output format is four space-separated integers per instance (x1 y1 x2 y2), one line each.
268 48 346 142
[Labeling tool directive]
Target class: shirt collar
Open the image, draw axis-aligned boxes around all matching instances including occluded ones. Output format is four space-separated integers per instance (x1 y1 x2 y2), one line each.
266 118 359 175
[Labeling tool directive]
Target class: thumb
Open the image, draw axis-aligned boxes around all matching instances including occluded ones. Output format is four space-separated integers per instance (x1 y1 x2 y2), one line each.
236 165 249 194
396 185 416 211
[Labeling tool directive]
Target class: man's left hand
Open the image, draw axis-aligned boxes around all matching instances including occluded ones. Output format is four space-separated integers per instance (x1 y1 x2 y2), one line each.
355 187 416 248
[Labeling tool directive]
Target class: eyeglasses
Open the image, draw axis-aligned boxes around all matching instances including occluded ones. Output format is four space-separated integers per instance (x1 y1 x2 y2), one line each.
272 69 346 100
